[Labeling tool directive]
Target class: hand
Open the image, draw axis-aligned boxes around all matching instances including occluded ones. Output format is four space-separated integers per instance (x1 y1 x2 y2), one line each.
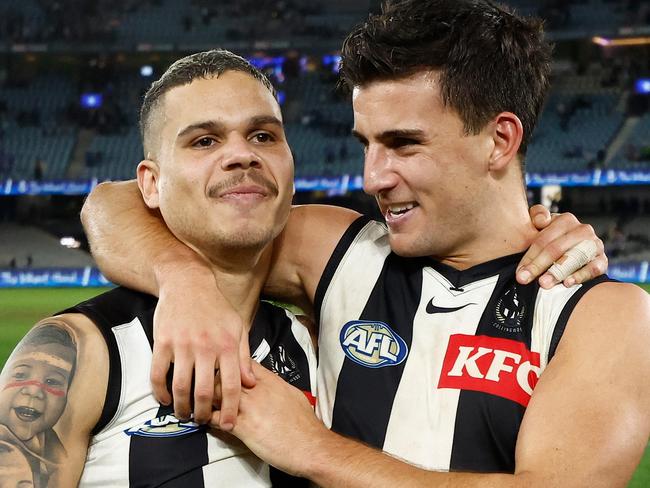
517 206 607 289
151 263 256 427
212 362 325 476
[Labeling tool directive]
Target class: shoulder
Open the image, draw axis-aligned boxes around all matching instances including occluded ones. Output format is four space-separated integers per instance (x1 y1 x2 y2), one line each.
0 312 109 484
555 281 650 361
571 281 649 329
1 312 109 429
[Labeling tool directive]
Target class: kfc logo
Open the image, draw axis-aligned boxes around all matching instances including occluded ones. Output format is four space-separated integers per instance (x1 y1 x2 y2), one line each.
438 334 542 407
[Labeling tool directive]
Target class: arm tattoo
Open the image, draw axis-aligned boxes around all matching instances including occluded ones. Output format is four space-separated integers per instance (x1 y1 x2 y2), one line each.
0 322 78 487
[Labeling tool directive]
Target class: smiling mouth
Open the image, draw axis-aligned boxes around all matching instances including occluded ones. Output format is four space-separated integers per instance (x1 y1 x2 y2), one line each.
13 406 42 422
385 202 419 220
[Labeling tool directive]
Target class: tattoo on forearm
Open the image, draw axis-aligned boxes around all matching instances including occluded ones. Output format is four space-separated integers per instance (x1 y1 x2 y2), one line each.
0 322 78 487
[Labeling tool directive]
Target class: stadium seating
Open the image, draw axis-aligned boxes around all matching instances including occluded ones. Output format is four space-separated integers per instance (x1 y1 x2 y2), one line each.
0 223 94 268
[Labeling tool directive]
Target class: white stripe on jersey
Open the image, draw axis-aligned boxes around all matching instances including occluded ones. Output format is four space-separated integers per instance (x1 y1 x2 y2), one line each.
80 317 159 486
382 271 500 470
317 220 391 428
531 284 584 369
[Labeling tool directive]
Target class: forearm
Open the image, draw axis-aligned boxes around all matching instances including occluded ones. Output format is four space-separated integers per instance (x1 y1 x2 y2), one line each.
81 180 207 295
302 429 524 488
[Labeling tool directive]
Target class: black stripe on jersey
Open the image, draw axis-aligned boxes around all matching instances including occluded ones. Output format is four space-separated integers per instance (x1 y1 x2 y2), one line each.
59 287 156 434
548 275 614 361
252 301 313 393
249 301 312 488
129 421 208 488
450 261 537 473
330 253 424 449
314 215 374 325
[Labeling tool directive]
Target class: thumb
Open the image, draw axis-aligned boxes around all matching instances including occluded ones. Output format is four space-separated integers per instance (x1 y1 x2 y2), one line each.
529 204 551 230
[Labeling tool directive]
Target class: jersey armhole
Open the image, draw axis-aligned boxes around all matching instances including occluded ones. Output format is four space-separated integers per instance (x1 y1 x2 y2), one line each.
59 303 122 436
548 275 614 361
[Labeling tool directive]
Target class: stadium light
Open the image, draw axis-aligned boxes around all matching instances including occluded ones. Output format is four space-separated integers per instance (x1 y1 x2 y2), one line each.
60 237 81 249
592 36 650 46
140 65 153 77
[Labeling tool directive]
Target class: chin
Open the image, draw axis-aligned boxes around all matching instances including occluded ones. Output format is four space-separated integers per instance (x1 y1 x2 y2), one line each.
388 233 439 258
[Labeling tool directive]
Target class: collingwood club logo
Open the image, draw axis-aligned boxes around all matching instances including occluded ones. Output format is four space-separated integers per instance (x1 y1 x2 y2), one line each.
340 320 408 368
268 345 301 384
493 285 526 333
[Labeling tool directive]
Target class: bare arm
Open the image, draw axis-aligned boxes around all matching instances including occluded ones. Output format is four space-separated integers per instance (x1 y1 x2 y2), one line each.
81 180 360 426
226 283 650 488
82 180 254 426
82 180 207 294
0 314 108 487
81 181 609 428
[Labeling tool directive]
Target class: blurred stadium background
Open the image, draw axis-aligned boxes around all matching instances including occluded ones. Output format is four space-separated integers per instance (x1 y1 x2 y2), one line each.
0 0 648 484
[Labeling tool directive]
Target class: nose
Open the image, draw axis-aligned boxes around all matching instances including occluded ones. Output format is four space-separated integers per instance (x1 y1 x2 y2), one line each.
21 383 45 400
363 144 398 196
220 134 261 171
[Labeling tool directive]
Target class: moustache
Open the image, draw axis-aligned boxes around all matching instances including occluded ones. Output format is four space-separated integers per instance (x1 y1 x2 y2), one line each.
207 172 279 198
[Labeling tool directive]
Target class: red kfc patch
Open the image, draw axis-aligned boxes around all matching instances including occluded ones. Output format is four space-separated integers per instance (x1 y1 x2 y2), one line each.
438 334 541 407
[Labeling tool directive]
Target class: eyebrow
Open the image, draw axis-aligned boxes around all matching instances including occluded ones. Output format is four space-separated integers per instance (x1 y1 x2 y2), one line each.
177 115 284 139
351 128 426 144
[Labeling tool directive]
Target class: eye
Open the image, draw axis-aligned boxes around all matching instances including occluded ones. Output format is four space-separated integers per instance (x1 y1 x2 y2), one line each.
11 365 30 381
45 377 65 388
391 137 418 148
251 132 275 144
192 136 216 148
12 371 28 381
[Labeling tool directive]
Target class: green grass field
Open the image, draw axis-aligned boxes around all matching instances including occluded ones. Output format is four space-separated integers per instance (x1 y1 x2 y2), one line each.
1 285 649 485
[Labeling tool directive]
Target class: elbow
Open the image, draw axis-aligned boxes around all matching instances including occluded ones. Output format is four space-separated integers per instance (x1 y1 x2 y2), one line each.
81 181 113 232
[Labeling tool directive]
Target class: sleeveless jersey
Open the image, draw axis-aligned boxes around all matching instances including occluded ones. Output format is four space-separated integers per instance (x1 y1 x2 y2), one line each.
61 287 316 487
314 216 610 473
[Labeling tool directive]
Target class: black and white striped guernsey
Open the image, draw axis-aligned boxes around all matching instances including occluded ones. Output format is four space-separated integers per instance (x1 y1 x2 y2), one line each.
61 287 316 487
314 216 611 472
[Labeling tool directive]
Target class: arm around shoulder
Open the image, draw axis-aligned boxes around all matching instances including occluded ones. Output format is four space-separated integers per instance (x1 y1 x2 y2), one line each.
265 204 361 314
0 313 109 487
81 179 208 295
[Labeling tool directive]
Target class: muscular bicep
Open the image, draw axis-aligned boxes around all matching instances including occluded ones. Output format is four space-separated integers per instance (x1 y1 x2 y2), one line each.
265 204 361 315
514 283 650 487
0 314 109 487
82 179 202 295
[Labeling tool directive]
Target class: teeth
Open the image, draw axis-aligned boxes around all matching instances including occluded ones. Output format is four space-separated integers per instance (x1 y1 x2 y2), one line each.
14 406 41 420
388 203 415 215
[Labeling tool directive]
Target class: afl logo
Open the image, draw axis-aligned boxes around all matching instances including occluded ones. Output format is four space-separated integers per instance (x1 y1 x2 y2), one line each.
125 414 204 438
340 320 408 368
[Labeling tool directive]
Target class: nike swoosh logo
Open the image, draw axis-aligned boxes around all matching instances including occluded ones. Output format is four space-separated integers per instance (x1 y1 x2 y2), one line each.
426 298 475 314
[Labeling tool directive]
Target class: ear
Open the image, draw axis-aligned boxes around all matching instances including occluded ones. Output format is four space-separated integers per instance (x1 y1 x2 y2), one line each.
488 112 523 172
136 159 161 209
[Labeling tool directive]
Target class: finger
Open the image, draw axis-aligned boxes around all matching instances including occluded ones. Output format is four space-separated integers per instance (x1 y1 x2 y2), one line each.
192 353 217 424
150 341 173 405
239 334 256 388
563 255 608 287
516 215 589 284
529 204 551 230
210 409 221 429
215 343 240 431
534 237 602 289
171 353 194 421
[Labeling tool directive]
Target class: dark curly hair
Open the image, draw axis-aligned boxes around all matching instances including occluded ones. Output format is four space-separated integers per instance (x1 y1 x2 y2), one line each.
339 0 552 159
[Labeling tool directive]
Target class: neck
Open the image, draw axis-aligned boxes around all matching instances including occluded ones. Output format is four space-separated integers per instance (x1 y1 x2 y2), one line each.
197 243 273 330
440 175 538 270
